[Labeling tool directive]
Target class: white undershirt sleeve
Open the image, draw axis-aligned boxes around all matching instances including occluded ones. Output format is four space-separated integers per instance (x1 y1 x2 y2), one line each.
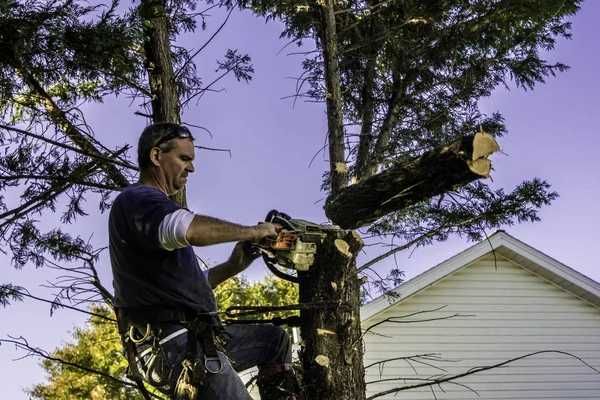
158 209 195 251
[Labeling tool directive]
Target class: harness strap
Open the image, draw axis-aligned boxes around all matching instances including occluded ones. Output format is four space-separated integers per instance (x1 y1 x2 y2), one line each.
187 318 223 374
137 327 188 359
115 308 148 384
115 307 224 399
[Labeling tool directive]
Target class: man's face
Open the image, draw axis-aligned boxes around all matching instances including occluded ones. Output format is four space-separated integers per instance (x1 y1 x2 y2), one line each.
155 138 195 195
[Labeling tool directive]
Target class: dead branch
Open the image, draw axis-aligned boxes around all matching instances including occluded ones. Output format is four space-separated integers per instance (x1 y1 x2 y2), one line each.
366 350 600 400
362 306 474 339
5 287 115 321
0 336 161 400
175 7 235 78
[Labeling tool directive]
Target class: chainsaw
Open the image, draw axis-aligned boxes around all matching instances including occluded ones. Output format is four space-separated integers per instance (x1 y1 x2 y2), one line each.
254 210 341 282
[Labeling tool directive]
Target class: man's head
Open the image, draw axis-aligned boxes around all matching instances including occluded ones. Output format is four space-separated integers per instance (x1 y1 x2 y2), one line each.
137 122 195 195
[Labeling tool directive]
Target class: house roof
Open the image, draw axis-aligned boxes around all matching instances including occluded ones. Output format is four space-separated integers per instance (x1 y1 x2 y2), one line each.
361 230 600 321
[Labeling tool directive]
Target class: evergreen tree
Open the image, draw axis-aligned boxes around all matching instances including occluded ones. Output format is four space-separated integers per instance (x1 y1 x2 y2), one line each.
0 1 252 398
0 1 582 399
219 1 578 398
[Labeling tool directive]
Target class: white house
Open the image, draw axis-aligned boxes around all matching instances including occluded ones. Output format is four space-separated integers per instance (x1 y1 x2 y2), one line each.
361 231 600 400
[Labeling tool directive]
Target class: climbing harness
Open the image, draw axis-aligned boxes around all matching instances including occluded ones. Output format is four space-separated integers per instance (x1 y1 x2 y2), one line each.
116 307 227 400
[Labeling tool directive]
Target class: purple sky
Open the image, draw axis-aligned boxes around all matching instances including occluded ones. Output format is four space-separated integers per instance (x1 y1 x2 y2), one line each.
2 2 599 398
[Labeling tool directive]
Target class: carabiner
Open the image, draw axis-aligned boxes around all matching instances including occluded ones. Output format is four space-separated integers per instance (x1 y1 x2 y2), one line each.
129 323 152 344
204 354 224 374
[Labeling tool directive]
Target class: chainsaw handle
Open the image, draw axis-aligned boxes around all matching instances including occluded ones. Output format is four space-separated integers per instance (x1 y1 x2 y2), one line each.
265 209 295 231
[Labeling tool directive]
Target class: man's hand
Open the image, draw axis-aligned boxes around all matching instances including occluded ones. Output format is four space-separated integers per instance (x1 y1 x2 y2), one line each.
251 222 281 243
228 241 260 271
208 240 265 288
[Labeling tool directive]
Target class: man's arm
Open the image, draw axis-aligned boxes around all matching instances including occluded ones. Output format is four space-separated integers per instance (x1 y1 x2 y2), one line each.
185 214 277 246
206 242 258 288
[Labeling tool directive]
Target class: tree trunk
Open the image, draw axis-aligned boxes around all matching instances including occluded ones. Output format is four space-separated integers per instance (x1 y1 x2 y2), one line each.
319 0 347 195
296 3 366 400
139 0 187 207
139 0 180 123
325 132 500 229
299 230 366 400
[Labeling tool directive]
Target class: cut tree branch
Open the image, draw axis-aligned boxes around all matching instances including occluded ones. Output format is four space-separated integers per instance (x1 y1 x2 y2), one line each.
325 131 499 229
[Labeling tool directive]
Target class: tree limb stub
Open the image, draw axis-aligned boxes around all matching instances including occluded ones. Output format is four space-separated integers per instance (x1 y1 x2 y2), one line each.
325 132 499 229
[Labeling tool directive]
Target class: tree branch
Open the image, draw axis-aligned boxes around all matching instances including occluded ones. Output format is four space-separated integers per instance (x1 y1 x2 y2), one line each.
175 7 235 79
0 336 163 400
363 68 406 178
366 350 600 400
0 145 128 230
325 132 499 229
15 68 131 187
4 287 115 321
0 173 121 191
355 0 383 181
0 124 137 171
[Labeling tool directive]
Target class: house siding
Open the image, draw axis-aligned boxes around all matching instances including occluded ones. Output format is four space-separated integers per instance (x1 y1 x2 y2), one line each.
363 254 600 400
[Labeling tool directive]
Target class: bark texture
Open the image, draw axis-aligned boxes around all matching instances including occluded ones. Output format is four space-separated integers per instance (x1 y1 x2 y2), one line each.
325 132 499 229
299 230 366 400
319 0 347 195
139 0 180 124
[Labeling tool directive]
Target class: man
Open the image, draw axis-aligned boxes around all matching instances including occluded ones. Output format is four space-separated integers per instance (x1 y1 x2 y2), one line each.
109 122 301 399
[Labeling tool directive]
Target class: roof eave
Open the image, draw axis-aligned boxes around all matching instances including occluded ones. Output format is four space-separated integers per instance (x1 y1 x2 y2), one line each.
360 231 600 321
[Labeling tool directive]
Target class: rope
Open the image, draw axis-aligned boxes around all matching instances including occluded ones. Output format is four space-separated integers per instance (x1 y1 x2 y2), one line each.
224 302 351 327
224 316 303 327
225 302 341 318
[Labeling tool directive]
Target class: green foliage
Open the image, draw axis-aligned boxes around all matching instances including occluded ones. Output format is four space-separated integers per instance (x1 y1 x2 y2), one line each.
28 306 139 400
0 1 585 396
215 274 299 319
0 0 144 281
0 283 24 307
0 0 254 307
0 0 143 109
29 275 297 399
230 0 576 263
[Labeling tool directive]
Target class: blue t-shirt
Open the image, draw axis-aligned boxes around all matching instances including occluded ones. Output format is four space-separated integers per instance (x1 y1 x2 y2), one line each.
109 184 217 313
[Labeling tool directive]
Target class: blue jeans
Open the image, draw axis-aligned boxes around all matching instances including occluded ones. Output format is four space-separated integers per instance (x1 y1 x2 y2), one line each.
150 323 292 399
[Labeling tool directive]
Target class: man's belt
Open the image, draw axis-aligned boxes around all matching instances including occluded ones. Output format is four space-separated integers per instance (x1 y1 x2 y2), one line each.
117 306 218 325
